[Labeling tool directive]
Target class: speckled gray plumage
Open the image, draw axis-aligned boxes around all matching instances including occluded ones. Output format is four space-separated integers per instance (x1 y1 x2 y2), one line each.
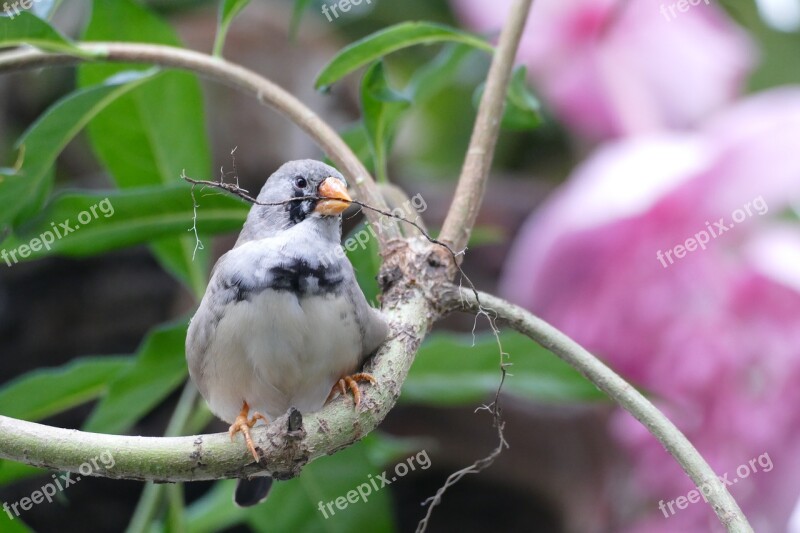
185 160 388 425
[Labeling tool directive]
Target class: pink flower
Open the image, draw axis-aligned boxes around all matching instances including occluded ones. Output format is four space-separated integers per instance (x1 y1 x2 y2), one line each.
499 89 800 531
450 0 756 141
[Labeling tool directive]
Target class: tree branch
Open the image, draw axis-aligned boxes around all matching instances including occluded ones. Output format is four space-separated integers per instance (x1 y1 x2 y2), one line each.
0 42 401 246
442 287 754 533
439 0 533 254
0 250 441 481
0 41 449 488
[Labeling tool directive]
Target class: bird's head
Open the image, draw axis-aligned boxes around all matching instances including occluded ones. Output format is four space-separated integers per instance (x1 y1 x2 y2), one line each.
237 159 353 244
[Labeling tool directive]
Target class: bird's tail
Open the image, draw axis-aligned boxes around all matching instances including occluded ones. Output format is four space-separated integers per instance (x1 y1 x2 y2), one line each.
234 476 273 507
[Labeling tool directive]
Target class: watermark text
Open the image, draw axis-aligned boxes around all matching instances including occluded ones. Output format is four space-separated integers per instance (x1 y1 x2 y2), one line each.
317 449 431 518
321 0 373 22
1 197 115 267
320 192 427 268
660 0 712 22
656 195 767 268
3 451 115 520
659 452 772 518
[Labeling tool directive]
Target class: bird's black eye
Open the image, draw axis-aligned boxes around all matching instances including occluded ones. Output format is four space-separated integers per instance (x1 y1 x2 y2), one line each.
294 176 307 189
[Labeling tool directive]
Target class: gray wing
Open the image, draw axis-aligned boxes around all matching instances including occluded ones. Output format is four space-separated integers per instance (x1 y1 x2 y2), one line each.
185 245 283 401
338 259 390 358
185 251 233 401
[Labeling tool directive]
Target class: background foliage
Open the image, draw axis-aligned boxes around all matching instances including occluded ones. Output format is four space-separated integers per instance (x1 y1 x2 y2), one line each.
0 1 585 531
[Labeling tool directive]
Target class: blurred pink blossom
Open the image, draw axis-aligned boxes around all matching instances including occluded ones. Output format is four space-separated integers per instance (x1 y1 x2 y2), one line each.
499 89 800 531
450 0 756 141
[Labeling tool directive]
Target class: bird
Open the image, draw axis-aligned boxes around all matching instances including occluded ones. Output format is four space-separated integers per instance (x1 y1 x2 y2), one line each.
185 159 389 506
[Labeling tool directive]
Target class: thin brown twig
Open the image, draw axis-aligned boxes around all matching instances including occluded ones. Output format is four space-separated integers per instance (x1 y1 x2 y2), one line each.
179 171 463 284
180 171 493 323
415 307 509 533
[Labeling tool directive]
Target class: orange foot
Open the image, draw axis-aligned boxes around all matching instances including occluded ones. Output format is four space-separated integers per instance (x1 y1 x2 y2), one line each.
326 373 377 408
229 401 268 464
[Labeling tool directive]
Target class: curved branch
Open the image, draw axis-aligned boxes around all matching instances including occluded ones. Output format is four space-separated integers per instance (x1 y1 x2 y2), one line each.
439 0 533 254
0 42 400 246
0 249 438 481
443 287 753 533
0 40 445 486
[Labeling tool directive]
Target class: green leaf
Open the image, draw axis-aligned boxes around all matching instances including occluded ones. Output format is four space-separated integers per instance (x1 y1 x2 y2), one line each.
83 321 189 434
290 0 314 40
360 61 410 183
184 480 245 533
402 331 606 405
0 11 89 56
360 432 428 467
213 0 251 57
315 21 493 91
331 123 374 174
150 234 211 300
0 69 157 231
474 66 542 131
0 357 130 421
186 438 395 533
345 221 381 306
407 43 476 103
0 511 33 533
0 356 129 488
468 225 506 246
422 224 504 247
0 185 248 263
79 0 215 298
504 66 542 130
0 461 44 486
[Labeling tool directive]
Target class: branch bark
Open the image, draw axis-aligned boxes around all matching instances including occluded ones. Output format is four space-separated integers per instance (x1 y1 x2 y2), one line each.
441 286 754 533
0 42 401 246
438 0 533 254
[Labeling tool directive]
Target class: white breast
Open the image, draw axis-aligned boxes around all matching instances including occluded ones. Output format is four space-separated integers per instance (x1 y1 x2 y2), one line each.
201 289 363 422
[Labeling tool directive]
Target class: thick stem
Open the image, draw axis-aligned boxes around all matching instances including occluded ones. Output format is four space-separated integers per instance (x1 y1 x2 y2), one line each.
438 0 533 254
444 287 753 533
0 43 400 246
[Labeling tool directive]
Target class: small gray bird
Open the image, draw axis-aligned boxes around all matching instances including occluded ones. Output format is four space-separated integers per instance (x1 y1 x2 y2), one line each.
185 160 389 506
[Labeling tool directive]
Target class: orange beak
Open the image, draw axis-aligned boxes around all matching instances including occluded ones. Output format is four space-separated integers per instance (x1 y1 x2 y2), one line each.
314 177 352 216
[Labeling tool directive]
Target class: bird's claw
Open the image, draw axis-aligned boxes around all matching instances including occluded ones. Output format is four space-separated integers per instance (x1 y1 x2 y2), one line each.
229 401 268 464
326 373 377 408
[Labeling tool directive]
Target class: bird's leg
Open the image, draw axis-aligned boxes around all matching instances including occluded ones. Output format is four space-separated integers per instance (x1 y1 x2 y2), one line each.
229 401 269 463
326 373 377 408
326 378 348 404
